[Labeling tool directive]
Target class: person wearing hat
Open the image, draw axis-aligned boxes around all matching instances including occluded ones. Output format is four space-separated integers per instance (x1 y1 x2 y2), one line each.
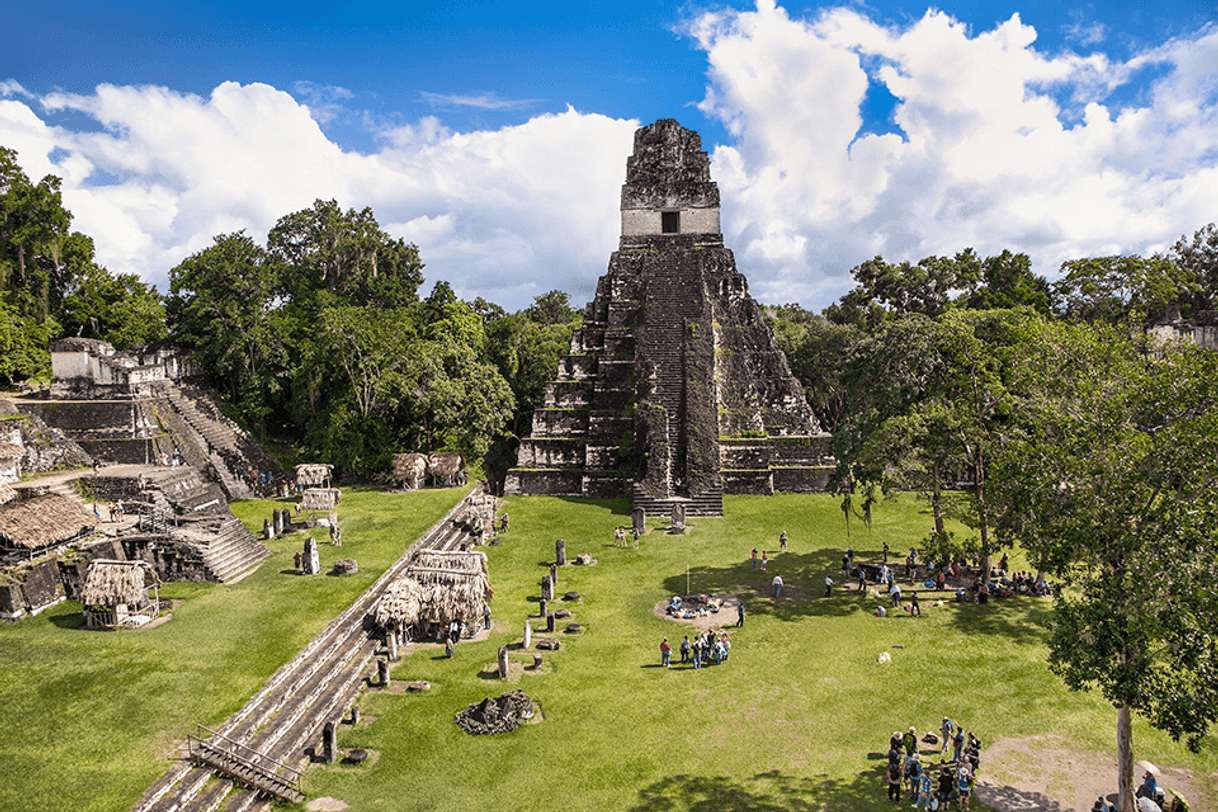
939 717 954 755
903 726 918 757
956 764 972 811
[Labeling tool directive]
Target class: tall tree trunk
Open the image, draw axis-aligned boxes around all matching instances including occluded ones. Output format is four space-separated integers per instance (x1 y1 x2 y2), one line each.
932 462 945 538
975 448 991 575
1116 703 1134 812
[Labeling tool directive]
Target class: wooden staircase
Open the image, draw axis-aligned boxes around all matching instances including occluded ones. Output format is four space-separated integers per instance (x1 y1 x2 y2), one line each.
187 726 303 804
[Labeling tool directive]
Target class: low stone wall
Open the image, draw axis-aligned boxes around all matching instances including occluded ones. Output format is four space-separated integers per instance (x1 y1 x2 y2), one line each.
530 409 589 436
772 465 834 493
78 438 159 465
722 469 774 496
516 439 586 468
769 435 834 465
504 469 584 496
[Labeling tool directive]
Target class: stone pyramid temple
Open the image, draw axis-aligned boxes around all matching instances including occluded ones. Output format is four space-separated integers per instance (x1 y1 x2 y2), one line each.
504 119 833 516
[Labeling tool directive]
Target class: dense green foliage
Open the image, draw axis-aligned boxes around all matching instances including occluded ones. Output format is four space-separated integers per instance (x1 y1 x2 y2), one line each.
164 203 577 481
0 147 164 381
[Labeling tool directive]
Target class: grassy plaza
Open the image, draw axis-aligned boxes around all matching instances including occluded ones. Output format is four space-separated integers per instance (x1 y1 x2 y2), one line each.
1 490 1215 812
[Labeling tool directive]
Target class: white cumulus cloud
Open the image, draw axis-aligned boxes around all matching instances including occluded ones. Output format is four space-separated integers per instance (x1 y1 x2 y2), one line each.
687 2 1218 307
0 2 1216 314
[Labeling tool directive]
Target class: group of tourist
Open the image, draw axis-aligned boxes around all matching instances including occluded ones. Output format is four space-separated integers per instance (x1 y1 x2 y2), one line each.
884 719 982 810
93 500 125 522
615 526 641 549
659 630 733 669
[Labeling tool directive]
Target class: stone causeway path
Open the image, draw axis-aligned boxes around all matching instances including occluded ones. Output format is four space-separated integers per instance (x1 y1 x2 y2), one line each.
130 487 483 812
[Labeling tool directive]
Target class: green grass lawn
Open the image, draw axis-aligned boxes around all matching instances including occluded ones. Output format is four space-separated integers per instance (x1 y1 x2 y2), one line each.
0 486 465 812
1 491 1215 812
307 493 1218 812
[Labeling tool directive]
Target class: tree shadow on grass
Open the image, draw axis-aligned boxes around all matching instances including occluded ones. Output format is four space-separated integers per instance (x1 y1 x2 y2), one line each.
628 766 892 812
940 595 1054 646
661 550 861 622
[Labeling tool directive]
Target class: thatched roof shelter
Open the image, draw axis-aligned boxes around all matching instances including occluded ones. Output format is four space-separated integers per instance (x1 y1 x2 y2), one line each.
0 484 17 506
0 494 95 551
373 577 423 627
80 559 157 606
295 463 333 488
427 452 464 478
80 559 160 628
301 487 342 513
393 453 428 487
375 550 493 629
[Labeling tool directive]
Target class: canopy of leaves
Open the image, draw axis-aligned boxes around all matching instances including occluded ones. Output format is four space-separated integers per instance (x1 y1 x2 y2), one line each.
996 322 1218 751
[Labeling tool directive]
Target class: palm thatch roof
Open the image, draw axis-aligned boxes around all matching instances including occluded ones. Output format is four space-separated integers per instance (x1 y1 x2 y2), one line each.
294 463 333 487
393 453 427 483
0 494 95 549
80 559 156 607
0 484 17 506
373 577 423 627
375 550 493 628
427 452 464 478
301 487 341 512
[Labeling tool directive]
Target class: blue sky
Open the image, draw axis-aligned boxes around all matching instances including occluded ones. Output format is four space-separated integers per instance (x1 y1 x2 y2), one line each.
3 1 1217 311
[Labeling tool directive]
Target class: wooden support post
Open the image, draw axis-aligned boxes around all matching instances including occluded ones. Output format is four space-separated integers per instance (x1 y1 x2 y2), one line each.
387 630 398 661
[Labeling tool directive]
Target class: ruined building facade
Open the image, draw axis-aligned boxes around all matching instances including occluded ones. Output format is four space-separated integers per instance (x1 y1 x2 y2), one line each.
505 120 833 515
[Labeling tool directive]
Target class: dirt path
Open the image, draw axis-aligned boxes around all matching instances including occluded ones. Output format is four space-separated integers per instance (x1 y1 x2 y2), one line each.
975 735 1209 812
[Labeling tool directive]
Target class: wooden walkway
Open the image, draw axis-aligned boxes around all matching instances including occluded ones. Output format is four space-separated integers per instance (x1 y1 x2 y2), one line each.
131 487 483 812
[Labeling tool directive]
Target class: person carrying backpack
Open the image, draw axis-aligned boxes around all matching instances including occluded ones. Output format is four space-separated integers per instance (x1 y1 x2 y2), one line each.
886 760 902 802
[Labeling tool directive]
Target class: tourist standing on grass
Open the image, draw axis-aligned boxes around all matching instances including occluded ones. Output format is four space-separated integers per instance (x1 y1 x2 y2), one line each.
761 551 768 570
936 765 954 808
858 566 867 592
886 760 903 802
751 547 758 569
940 718 953 755
680 635 690 663
824 575 833 597
691 636 702 668
736 601 745 627
952 728 965 762
773 574 783 598
293 551 302 574
883 541 890 563
890 581 902 608
910 592 921 617
903 726 917 757
660 637 671 667
956 765 972 811
842 552 849 573
779 530 787 552
915 768 933 809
